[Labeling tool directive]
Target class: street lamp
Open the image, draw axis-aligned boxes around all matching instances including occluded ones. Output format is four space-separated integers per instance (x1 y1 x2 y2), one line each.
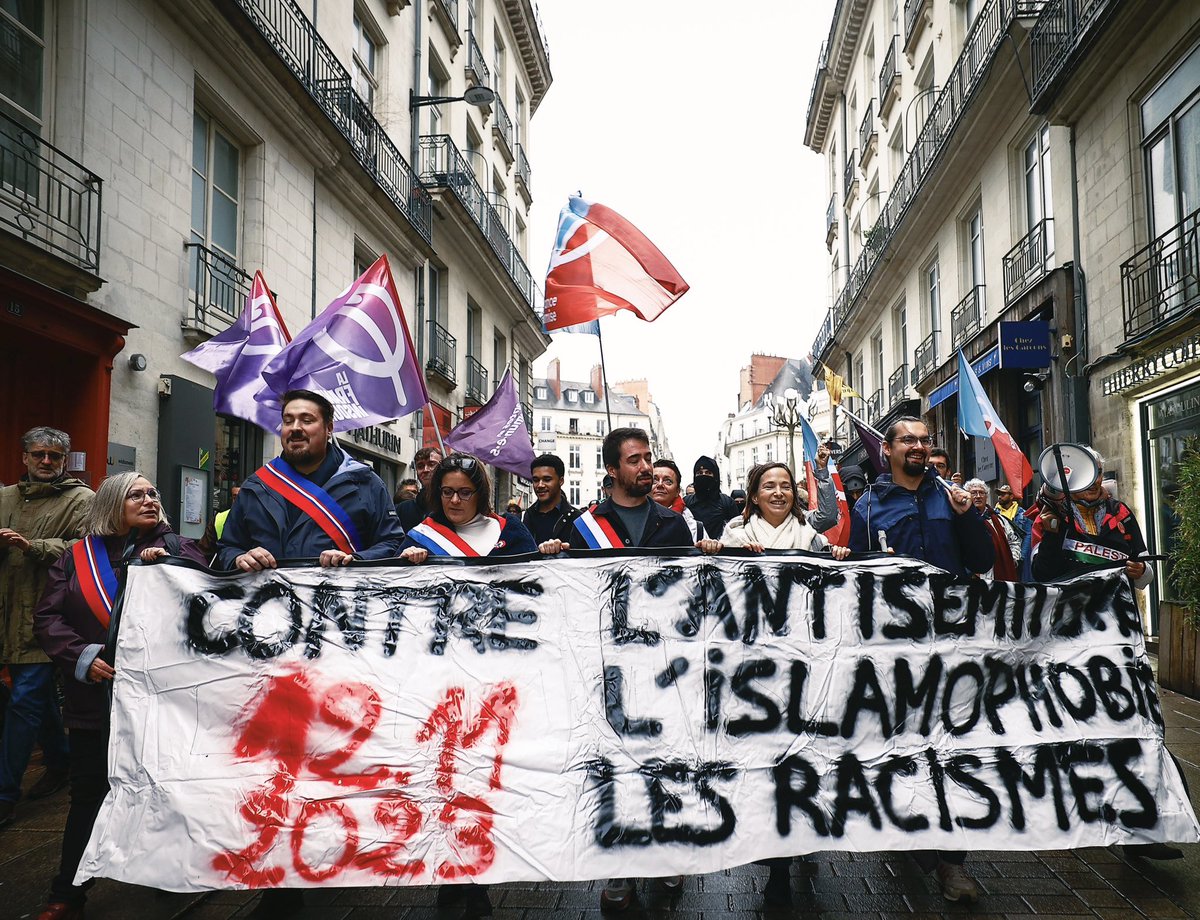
409 85 496 109
764 388 805 473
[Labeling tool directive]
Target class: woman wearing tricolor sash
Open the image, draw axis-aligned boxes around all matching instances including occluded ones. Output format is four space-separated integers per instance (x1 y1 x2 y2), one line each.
31 472 204 920
398 454 537 564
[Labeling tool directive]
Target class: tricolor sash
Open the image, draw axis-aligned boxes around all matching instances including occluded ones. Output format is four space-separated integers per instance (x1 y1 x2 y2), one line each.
72 536 119 628
406 515 507 557
1063 537 1130 566
574 509 625 549
256 458 362 554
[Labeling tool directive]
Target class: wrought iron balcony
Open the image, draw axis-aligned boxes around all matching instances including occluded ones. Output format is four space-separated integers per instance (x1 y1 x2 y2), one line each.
810 0 1014 363
879 37 901 116
492 94 514 162
858 100 877 167
904 0 931 47
515 143 531 199
231 0 430 242
843 153 858 202
866 388 884 423
466 356 488 403
951 286 984 348
0 109 101 274
889 363 910 407
826 194 838 249
1121 207 1200 341
1003 218 1054 304
521 400 533 433
426 321 457 385
1030 0 1115 110
912 332 937 384
419 135 540 316
466 31 491 88
185 242 252 329
433 0 458 29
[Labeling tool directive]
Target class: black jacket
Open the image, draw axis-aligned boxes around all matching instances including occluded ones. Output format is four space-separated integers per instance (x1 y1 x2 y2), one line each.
571 497 694 548
685 489 739 540
522 496 578 543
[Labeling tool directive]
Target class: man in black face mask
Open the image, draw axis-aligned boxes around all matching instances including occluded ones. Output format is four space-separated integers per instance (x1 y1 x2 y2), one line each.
684 455 738 539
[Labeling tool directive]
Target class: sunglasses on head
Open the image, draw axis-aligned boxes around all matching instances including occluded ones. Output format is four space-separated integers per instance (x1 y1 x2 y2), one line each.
441 456 477 472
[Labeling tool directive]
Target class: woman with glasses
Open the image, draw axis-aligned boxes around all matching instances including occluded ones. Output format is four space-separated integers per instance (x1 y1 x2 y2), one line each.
31 472 204 920
399 453 537 562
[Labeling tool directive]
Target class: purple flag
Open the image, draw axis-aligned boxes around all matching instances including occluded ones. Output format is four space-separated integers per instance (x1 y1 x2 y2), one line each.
445 368 535 477
843 408 887 475
181 272 291 432
260 255 429 432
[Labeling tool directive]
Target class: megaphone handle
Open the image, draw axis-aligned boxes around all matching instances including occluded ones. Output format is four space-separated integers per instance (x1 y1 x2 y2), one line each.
1051 444 1075 511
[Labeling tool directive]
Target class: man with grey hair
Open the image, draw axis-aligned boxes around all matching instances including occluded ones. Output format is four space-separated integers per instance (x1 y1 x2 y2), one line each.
0 427 93 828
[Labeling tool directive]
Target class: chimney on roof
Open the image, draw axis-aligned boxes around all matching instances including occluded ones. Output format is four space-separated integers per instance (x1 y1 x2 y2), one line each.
738 354 787 407
590 363 605 400
548 358 562 399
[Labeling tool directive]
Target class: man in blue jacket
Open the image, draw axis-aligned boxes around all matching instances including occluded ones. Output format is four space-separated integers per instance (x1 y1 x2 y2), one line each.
848 417 993 905
215 389 404 572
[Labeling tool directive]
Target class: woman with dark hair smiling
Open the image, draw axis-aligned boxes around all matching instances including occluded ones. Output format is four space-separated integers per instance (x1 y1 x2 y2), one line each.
32 472 204 920
399 453 537 561
699 461 849 907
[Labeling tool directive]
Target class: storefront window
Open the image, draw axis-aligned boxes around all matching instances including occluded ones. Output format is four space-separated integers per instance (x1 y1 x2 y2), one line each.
215 415 264 516
1144 380 1200 611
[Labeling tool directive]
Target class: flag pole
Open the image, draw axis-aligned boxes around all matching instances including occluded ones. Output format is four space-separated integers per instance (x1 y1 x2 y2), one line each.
596 319 613 431
426 400 447 454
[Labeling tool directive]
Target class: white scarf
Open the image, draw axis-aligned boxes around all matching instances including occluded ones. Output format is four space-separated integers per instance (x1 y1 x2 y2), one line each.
455 513 502 556
719 514 821 551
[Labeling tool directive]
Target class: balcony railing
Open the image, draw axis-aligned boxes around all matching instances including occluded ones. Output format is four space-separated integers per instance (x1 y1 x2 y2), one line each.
912 332 937 383
866 388 884 423
1030 0 1115 109
811 0 1014 363
515 143 531 198
858 100 876 166
433 0 458 28
1003 218 1054 303
879 37 900 114
419 135 540 316
466 356 488 403
231 0 430 242
951 286 984 348
843 153 858 201
889 363 909 407
492 94 514 161
466 31 491 87
1121 207 1200 341
427 321 457 384
0 109 102 274
904 0 931 45
826 194 838 248
185 242 252 328
521 401 533 433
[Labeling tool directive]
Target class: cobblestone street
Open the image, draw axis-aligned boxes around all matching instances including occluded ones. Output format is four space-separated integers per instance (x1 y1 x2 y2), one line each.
5 679 1200 920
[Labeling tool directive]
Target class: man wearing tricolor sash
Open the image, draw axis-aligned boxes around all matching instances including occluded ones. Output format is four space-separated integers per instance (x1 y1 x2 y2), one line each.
215 390 404 572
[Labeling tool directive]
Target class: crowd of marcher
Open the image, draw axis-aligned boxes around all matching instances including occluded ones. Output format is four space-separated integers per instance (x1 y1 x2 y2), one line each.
0 396 1177 919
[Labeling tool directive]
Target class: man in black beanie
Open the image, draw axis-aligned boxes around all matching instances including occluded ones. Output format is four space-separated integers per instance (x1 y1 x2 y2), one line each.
684 455 738 539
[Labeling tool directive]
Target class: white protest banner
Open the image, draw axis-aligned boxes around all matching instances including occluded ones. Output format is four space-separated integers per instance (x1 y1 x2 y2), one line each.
79 553 1199 891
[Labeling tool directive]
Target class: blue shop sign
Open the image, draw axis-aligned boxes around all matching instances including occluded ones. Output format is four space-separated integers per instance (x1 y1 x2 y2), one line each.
928 345 1000 409
999 321 1051 368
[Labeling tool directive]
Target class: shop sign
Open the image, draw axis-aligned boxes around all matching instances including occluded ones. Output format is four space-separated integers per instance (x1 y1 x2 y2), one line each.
1147 379 1200 429
927 346 1000 409
348 424 406 459
998 321 1051 368
1102 330 1200 396
536 431 557 453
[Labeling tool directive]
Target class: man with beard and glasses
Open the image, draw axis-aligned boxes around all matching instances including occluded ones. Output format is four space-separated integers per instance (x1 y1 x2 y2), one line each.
536 428 693 912
684 455 738 539
848 416 993 905
215 389 405 573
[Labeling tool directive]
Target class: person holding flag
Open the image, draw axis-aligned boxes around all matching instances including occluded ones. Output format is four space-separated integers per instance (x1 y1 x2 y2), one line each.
32 472 204 920
215 389 404 572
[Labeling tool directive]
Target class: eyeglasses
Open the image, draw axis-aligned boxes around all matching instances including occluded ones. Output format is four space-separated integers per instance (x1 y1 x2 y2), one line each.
440 487 478 502
126 489 160 503
441 456 477 472
890 435 935 448
27 450 65 461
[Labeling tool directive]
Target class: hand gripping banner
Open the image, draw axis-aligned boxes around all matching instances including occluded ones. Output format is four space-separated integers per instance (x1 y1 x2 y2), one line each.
79 554 1199 891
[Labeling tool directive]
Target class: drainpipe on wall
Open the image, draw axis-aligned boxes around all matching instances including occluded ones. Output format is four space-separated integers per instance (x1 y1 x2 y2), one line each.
1065 124 1091 443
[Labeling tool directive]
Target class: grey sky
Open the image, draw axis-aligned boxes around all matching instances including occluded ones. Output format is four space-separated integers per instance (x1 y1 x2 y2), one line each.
527 0 838 470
